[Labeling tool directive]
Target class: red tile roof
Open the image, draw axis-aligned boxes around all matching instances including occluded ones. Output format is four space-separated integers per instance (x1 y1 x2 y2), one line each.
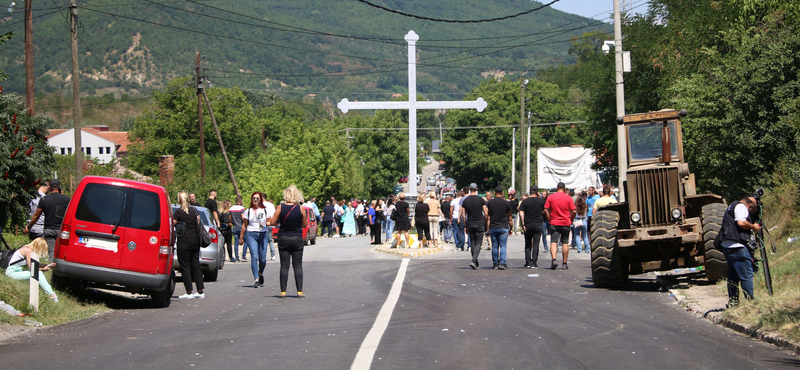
47 128 131 153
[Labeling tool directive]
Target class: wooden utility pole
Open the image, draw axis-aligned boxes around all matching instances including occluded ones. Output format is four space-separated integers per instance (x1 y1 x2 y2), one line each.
24 0 33 114
70 0 83 182
518 77 527 192
201 88 240 198
196 52 206 180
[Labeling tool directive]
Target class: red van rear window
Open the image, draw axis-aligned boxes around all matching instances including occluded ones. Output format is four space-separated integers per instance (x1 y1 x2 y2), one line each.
75 183 161 231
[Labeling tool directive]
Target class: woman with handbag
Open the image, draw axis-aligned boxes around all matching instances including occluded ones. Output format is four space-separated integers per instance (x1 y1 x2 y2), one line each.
239 192 269 288
394 193 411 248
414 193 432 247
383 197 395 243
173 191 205 299
267 185 308 298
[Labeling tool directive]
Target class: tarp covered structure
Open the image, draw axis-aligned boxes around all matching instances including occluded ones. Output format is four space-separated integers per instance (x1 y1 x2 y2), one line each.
537 146 602 190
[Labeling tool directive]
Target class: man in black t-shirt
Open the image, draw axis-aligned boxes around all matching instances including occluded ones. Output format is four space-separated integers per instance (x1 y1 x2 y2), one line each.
25 179 70 260
518 186 546 268
440 196 452 244
189 193 201 207
487 186 513 270
205 189 220 226
460 183 488 270
321 201 336 237
508 191 519 235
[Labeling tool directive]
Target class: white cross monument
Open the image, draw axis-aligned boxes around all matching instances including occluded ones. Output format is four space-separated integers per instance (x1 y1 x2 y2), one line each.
338 30 487 198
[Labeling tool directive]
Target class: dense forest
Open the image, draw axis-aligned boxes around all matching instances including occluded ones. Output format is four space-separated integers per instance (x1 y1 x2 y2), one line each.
0 0 607 103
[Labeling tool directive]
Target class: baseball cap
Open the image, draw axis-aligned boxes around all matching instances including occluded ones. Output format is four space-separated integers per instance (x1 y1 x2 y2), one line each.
50 179 61 187
469 183 478 190
494 186 503 193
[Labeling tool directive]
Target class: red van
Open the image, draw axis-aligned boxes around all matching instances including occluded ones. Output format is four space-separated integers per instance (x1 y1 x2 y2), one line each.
52 176 176 307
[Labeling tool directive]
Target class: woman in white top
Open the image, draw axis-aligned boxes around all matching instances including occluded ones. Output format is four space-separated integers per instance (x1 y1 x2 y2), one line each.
239 192 269 289
383 197 395 243
4 237 58 302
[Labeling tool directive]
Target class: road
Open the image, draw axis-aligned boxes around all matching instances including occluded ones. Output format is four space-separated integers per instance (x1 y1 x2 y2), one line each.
1 235 798 369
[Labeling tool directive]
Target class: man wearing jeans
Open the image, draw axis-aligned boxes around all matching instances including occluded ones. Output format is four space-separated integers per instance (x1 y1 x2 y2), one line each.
450 190 466 251
230 196 245 261
719 196 760 306
486 186 512 270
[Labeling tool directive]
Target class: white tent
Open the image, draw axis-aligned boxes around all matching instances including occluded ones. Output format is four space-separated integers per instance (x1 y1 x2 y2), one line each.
537 146 602 190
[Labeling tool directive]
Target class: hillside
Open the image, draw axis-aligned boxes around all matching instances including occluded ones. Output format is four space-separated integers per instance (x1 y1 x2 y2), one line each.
0 0 609 103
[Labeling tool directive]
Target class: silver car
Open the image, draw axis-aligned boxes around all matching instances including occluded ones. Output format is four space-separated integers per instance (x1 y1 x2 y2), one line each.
171 205 225 281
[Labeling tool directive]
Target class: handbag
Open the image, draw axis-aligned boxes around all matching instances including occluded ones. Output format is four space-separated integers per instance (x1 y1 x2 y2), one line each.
192 207 212 248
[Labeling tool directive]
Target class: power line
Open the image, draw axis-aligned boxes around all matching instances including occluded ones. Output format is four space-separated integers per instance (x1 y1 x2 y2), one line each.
354 0 562 24
338 121 588 132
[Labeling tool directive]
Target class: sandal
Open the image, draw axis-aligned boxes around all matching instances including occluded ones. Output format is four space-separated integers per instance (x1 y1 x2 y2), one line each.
278 292 287 298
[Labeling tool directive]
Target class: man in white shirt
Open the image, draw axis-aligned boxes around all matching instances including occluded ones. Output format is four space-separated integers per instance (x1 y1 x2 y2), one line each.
450 190 466 251
719 196 760 306
27 181 50 240
355 200 366 236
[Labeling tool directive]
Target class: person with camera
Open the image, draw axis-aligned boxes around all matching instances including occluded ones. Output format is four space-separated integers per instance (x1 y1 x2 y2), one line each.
718 195 761 306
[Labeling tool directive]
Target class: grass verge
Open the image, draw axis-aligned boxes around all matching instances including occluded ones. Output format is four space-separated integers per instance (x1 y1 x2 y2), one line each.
722 175 800 343
0 234 108 327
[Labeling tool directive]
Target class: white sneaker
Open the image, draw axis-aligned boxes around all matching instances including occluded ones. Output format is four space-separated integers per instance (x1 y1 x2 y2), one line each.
192 292 205 299
271 256 276 261
178 293 194 299
50 294 59 303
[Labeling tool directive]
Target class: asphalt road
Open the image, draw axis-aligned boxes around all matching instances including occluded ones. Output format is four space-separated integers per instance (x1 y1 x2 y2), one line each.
1 235 798 369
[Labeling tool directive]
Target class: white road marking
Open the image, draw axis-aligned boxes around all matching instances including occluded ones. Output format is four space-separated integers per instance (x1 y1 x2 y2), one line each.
350 258 410 370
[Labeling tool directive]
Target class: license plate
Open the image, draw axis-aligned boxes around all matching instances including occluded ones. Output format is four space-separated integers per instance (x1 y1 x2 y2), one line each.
82 236 119 253
79 237 89 244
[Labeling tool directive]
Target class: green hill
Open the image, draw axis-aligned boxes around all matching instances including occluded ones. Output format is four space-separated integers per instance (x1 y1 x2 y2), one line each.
0 0 609 102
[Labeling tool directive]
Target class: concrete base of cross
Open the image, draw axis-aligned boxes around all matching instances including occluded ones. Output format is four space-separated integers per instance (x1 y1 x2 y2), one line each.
388 232 421 249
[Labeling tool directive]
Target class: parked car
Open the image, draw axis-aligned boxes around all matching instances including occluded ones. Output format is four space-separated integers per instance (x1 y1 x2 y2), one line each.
427 176 437 186
393 184 404 195
398 176 409 183
170 205 225 282
52 176 176 308
271 206 318 245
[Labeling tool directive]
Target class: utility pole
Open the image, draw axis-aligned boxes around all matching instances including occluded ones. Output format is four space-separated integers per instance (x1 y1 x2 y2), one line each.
526 111 532 192
24 0 33 114
196 52 206 180
511 127 516 191
518 77 528 192
70 0 83 182
201 87 241 198
613 0 627 201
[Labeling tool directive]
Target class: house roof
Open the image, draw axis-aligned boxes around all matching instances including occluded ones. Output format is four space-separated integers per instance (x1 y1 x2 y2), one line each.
47 128 131 153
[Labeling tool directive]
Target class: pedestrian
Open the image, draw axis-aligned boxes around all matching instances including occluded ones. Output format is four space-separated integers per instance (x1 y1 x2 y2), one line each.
508 190 519 235
393 193 412 248
173 191 205 299
450 190 466 251
572 197 591 254
342 200 357 237
592 185 617 215
240 192 269 288
24 179 69 261
519 186 545 268
373 199 384 244
230 196 245 261
440 194 453 244
205 189 220 226
543 182 576 270
355 199 366 236
461 183 488 269
4 237 58 302
219 200 235 262
414 193 431 247
586 186 600 230
336 200 346 237
541 189 550 253
26 180 49 241
321 200 335 237
424 191 441 248
189 193 201 207
263 198 277 261
305 197 321 225
369 200 382 245
383 197 396 243
267 185 308 298
719 196 760 306
487 186 512 270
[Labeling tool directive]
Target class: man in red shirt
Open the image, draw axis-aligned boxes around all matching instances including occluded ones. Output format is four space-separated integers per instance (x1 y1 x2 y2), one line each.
544 182 576 270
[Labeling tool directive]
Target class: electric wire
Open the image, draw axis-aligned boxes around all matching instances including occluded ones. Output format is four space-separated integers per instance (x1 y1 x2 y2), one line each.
353 0 562 23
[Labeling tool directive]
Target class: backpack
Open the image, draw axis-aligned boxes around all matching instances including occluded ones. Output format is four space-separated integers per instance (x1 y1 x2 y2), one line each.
0 248 21 269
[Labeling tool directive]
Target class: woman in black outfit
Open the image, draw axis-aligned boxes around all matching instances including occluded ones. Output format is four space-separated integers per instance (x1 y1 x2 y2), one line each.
394 193 411 248
219 200 235 263
173 191 205 299
414 193 431 247
267 185 308 298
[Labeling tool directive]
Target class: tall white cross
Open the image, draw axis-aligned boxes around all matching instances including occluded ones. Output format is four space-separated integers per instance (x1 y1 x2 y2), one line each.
338 30 487 197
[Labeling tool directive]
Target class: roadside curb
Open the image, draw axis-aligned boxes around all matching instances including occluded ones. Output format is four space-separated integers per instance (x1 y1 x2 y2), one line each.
374 246 443 258
661 279 800 356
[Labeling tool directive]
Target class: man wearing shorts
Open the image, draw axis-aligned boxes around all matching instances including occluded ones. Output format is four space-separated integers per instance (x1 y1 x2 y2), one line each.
544 182 576 270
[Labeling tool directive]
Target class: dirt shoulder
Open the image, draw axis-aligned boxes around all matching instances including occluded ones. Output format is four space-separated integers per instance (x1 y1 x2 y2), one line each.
658 272 800 356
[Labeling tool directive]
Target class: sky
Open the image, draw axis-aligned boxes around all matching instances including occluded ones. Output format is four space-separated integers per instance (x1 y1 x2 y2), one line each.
549 0 648 22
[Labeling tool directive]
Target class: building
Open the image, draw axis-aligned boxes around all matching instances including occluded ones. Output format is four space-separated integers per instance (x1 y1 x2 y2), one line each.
47 126 131 164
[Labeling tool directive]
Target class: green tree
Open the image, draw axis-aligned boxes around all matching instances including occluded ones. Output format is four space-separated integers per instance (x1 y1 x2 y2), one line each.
0 93 56 229
0 32 10 81
127 78 261 176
